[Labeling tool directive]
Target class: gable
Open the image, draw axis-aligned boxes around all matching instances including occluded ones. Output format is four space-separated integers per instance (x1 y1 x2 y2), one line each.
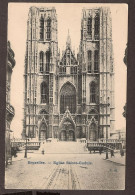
60 48 78 66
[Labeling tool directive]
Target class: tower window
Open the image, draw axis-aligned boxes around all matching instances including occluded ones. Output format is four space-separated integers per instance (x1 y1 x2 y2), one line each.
40 15 44 40
94 13 100 40
40 109 48 115
87 17 92 38
94 50 99 73
88 50 92 73
39 51 44 73
46 51 50 73
41 82 48 104
90 82 96 103
46 18 51 40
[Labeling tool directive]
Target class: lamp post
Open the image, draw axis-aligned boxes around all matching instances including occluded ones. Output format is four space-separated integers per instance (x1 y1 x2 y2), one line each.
106 128 109 159
106 97 110 159
100 96 110 159
24 103 30 158
24 136 28 158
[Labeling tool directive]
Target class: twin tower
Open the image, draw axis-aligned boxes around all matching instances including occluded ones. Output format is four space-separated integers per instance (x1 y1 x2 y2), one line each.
22 6 115 142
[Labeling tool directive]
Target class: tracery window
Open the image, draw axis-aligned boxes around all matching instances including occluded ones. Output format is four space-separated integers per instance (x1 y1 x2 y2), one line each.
39 51 44 73
91 123 96 130
40 15 44 40
40 109 48 115
60 83 76 114
94 50 99 73
41 82 48 104
46 51 50 73
90 82 96 103
88 50 92 73
46 18 51 40
94 13 100 40
87 17 92 38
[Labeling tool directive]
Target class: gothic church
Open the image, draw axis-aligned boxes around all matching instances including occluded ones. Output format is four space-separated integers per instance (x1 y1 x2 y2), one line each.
22 6 115 142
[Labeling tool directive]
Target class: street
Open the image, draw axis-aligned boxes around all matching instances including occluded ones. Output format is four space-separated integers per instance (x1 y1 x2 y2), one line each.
5 144 125 190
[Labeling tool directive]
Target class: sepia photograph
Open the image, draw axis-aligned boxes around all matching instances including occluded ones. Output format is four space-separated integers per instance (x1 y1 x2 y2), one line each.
5 3 127 190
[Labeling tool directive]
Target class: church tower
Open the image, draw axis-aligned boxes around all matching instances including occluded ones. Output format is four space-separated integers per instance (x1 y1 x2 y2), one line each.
23 6 114 142
79 7 115 141
23 7 58 140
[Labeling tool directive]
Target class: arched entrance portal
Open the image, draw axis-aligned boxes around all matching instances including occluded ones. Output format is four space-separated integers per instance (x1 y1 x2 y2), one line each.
39 123 47 141
89 123 97 141
60 120 75 141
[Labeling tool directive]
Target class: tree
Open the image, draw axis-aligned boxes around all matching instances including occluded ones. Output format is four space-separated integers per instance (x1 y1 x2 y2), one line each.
122 44 127 119
122 103 127 118
123 44 127 66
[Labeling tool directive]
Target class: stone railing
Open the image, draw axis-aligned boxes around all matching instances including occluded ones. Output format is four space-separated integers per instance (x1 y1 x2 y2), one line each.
98 139 123 143
11 140 41 149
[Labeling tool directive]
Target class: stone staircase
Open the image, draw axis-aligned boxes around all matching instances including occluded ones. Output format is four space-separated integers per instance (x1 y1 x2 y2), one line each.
39 141 89 154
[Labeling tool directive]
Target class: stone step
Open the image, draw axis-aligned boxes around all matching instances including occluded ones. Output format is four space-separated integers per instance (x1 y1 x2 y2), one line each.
39 141 89 154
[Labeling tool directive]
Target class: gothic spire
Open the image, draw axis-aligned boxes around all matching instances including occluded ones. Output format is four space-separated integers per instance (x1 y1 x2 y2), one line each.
66 29 71 49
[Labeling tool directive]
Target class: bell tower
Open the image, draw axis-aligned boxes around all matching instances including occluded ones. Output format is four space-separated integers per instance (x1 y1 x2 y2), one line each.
23 7 58 140
79 7 114 140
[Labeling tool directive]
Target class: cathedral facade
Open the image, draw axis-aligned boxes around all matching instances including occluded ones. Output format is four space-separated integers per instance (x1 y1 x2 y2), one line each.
22 6 115 142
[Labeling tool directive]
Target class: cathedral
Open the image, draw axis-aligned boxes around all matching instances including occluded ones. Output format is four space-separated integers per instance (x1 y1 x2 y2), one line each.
22 6 115 142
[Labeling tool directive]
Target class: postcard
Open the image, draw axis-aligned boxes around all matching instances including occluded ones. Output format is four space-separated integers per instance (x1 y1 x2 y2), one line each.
5 3 127 190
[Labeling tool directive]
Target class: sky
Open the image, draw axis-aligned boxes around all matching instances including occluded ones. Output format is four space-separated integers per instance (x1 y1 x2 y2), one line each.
8 3 128 138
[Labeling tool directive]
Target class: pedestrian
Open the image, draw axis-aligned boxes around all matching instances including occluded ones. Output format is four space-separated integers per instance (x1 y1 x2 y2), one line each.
41 142 45 155
42 148 45 155
99 148 102 155
120 148 124 157
111 150 114 158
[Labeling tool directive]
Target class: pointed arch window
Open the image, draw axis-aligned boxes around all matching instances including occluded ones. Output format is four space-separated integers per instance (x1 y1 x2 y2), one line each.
87 17 92 38
94 50 99 73
60 83 76 114
39 51 44 73
90 82 96 103
41 82 48 104
91 123 96 130
46 51 50 73
40 15 44 40
46 18 51 40
88 50 92 73
94 13 100 40
40 109 48 115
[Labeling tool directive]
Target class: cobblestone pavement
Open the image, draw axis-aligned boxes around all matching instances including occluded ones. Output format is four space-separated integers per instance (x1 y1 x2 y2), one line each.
5 152 125 190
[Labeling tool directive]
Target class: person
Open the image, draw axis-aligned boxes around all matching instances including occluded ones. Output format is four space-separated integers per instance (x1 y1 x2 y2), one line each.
41 142 45 155
99 148 102 155
111 149 114 158
120 148 124 157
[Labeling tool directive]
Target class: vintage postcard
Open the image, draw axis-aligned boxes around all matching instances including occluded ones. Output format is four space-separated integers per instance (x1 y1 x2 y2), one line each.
5 3 127 190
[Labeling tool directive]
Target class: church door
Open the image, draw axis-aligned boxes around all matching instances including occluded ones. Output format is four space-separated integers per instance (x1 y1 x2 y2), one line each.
68 130 75 141
39 123 47 141
60 130 67 141
60 120 75 141
89 123 97 141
